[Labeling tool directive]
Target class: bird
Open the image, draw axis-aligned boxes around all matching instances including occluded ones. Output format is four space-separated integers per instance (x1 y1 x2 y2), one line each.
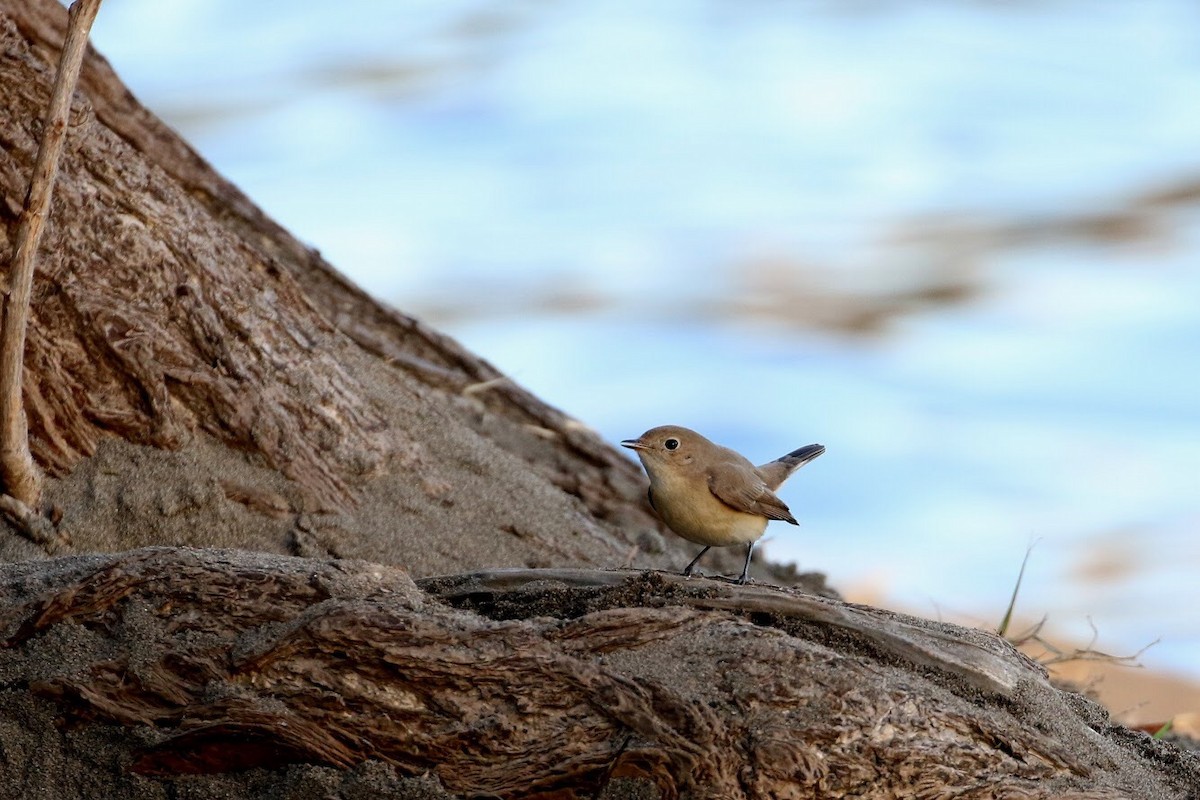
621 425 824 584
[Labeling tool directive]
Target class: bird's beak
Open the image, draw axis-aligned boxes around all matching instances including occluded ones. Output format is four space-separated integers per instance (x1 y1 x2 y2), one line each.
620 439 647 451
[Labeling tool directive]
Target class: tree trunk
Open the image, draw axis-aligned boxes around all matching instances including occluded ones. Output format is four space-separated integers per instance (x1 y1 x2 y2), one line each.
0 3 1195 799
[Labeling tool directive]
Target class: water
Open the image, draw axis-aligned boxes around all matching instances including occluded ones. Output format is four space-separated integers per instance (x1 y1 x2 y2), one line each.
88 1 1200 681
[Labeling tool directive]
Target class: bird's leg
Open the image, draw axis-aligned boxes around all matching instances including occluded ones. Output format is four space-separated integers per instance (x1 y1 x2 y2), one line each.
682 546 711 577
737 542 754 585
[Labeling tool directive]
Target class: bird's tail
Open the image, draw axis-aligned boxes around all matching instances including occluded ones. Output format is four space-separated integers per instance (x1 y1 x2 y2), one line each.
758 443 825 489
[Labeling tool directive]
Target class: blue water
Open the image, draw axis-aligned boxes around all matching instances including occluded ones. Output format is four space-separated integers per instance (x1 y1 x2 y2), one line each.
90 2 1200 682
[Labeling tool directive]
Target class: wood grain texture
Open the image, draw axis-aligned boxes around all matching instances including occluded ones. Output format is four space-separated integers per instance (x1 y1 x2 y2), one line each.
0 548 1194 799
0 0 103 506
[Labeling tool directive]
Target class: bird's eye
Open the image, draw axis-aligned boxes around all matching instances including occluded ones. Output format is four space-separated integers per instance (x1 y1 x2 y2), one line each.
664 438 680 451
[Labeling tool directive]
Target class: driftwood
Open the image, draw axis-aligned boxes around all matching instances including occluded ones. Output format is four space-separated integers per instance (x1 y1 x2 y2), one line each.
0 548 1195 800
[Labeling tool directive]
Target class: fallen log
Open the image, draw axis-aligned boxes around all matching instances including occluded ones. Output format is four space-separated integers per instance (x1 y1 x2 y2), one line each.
0 548 1194 799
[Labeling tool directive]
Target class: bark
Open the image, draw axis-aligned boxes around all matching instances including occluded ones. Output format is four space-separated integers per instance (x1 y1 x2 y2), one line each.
0 0 647 521
0 2 1196 799
0 0 678 582
0 548 1195 800
0 0 102 507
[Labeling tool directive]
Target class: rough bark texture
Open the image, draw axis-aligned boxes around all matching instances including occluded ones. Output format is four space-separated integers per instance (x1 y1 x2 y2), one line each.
0 0 104 508
0 0 649 523
1 0 721 584
0 2 1197 799
0 548 1196 800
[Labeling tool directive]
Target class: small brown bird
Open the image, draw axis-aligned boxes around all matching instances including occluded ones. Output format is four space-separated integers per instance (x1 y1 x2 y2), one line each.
621 425 824 584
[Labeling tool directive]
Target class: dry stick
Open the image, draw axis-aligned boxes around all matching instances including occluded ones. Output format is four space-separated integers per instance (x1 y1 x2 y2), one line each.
0 0 102 521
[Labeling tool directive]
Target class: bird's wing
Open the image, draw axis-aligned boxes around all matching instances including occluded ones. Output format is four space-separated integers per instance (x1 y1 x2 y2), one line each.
707 462 797 524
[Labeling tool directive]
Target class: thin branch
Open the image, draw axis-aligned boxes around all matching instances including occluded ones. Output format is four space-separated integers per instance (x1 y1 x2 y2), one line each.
462 376 509 396
0 0 103 506
1006 614 1158 668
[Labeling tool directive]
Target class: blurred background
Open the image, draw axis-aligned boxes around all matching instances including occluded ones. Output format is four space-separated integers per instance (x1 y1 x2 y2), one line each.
88 1 1198 714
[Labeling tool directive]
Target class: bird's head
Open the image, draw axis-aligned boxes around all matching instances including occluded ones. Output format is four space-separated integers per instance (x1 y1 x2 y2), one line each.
620 425 705 469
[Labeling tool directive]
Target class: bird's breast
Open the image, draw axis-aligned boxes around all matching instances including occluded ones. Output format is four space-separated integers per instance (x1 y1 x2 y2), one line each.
646 468 768 546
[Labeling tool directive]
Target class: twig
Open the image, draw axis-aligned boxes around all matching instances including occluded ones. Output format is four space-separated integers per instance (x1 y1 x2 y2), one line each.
992 545 1154 669
0 0 103 507
461 376 509 397
1006 614 1157 668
